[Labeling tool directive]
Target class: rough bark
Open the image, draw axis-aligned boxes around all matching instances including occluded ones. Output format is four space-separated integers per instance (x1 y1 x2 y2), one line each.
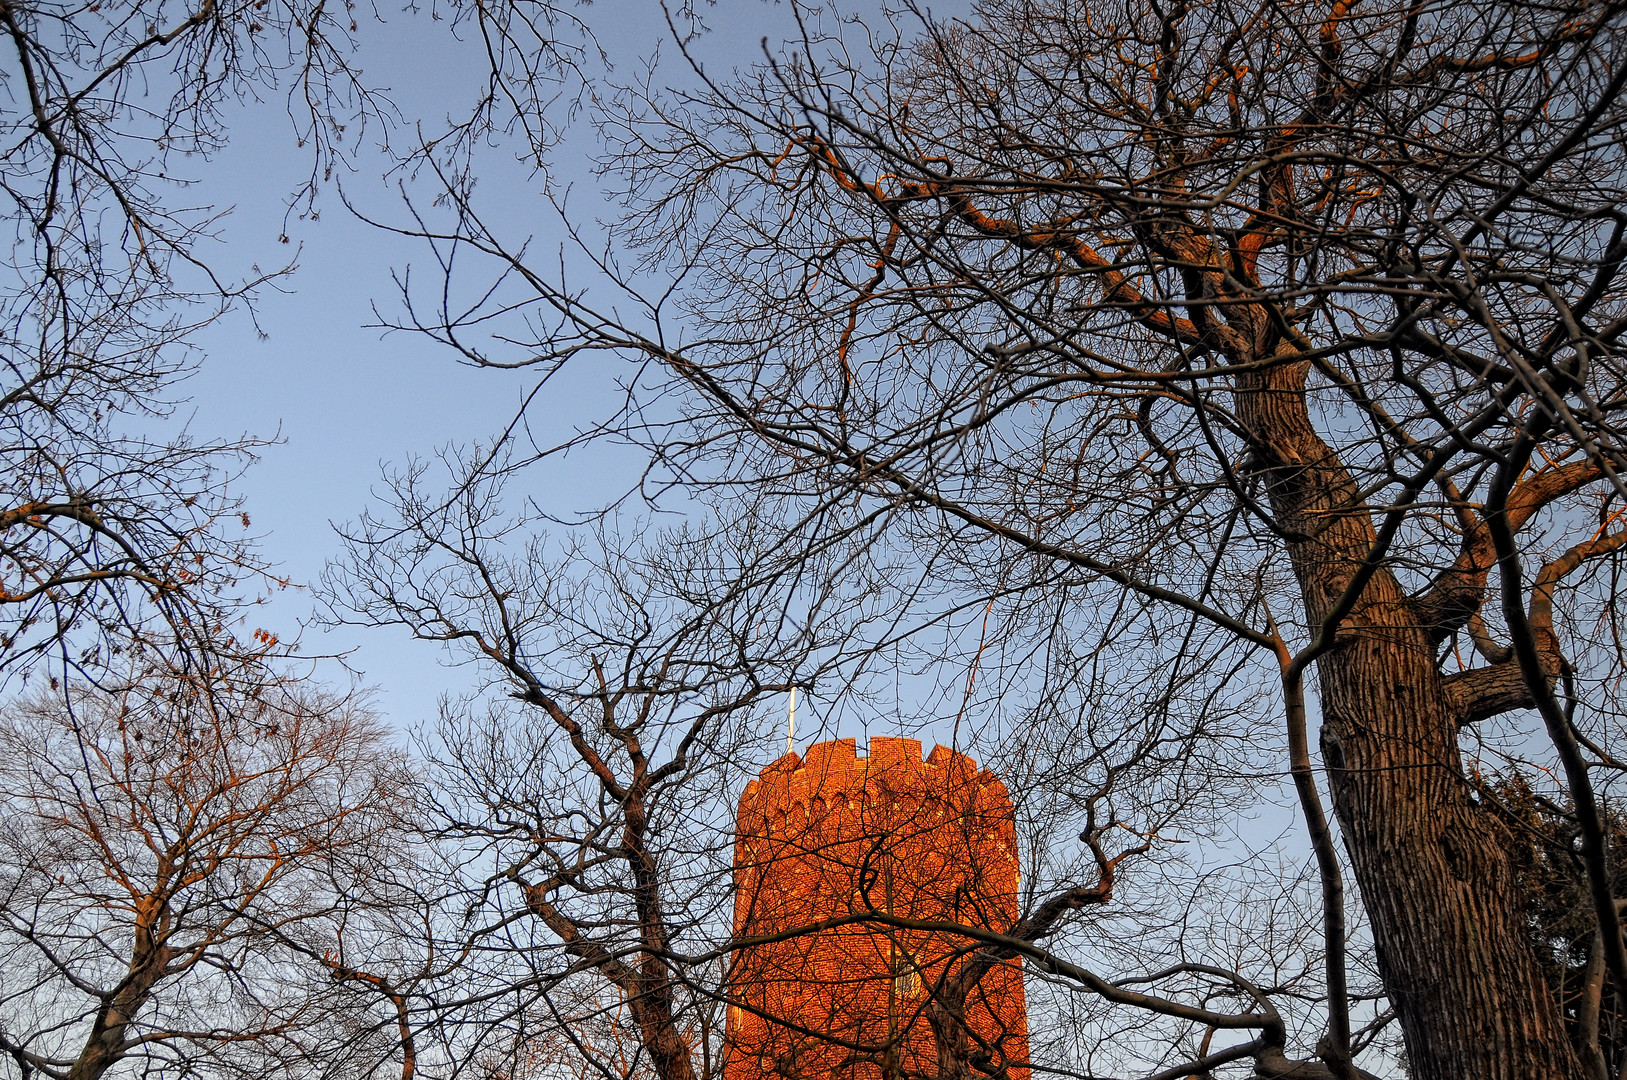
1237 352 1582 1079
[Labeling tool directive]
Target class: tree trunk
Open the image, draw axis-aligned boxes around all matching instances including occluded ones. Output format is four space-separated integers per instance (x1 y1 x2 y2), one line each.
1318 625 1577 1079
69 947 167 1080
1236 354 1582 1079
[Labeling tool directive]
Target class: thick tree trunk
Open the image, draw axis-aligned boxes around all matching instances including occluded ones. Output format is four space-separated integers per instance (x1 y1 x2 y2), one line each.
1318 624 1576 1079
1235 354 1582 1079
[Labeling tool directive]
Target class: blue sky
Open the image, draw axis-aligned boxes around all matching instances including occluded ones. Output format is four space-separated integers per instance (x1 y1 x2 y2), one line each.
180 1 830 729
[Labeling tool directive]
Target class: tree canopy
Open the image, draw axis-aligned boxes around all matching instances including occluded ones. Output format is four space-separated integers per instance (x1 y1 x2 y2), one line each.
360 0 1627 1076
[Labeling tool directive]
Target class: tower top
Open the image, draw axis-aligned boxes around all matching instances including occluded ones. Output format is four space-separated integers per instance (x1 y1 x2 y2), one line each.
737 736 1013 832
726 736 1029 1080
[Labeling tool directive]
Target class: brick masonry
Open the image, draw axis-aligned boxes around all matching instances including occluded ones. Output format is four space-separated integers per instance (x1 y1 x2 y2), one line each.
725 737 1030 1080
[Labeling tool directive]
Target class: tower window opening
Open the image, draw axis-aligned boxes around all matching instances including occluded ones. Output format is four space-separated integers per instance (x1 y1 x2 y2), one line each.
893 958 921 998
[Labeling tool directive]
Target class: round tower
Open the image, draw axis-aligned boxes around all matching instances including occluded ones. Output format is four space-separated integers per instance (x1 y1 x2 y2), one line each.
726 737 1029 1080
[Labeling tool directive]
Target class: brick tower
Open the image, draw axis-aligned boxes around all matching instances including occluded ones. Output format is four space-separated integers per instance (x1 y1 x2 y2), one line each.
726 737 1029 1080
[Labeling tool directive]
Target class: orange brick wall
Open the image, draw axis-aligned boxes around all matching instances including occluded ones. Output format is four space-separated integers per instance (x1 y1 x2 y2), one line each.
726 738 1029 1080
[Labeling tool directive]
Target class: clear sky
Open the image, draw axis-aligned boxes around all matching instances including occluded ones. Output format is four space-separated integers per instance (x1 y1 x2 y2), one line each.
180 1 833 730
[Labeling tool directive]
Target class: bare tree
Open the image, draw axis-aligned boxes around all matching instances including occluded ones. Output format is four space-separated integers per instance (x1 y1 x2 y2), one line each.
0 0 395 685
322 447 878 1080
325 440 1276 1080
0 669 412 1080
357 0 1627 1076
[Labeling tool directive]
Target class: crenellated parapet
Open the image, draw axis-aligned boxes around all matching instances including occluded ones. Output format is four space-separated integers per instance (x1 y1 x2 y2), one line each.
736 737 1011 829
